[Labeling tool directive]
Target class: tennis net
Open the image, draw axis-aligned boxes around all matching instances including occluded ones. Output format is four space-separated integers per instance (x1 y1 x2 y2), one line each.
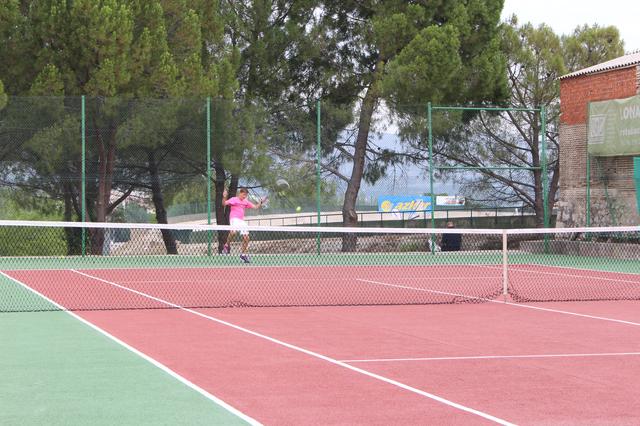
0 220 639 312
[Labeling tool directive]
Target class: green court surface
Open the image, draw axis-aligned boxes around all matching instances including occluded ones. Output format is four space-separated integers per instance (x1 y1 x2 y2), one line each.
0 311 248 425
1 250 638 272
0 251 503 270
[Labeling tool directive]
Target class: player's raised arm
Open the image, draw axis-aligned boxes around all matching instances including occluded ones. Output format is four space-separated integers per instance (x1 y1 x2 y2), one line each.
251 198 264 209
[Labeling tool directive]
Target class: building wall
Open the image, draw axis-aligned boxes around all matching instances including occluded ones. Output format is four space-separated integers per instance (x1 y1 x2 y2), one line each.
560 67 637 125
557 66 640 226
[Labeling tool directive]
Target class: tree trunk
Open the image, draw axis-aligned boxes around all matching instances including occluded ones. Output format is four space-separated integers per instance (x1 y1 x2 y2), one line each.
148 149 177 254
546 160 560 222
530 123 545 227
341 63 383 251
89 121 118 254
63 181 82 255
533 170 545 227
90 115 117 254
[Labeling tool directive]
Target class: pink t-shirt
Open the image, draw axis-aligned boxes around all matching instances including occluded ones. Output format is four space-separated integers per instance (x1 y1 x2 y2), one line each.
226 197 255 220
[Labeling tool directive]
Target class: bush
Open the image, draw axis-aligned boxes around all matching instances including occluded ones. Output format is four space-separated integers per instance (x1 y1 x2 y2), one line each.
0 226 67 256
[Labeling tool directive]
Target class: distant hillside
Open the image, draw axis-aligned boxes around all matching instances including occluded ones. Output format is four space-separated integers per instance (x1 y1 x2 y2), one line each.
337 133 459 201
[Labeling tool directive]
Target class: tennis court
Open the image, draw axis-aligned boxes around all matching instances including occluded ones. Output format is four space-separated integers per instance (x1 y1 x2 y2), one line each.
2 221 640 424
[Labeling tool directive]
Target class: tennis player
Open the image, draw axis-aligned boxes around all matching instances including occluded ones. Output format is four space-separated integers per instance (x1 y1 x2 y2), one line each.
221 188 263 263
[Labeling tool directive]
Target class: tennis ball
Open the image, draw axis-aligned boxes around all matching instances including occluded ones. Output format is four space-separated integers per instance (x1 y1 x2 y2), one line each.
296 206 302 212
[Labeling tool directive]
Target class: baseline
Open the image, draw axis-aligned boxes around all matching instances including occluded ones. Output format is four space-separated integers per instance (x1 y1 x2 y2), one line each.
508 264 640 285
341 352 640 363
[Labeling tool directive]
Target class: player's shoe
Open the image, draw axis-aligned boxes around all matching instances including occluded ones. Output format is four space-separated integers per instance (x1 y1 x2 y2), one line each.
222 244 230 254
239 254 250 263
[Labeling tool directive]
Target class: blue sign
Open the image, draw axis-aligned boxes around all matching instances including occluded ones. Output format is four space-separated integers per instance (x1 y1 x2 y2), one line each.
378 195 432 212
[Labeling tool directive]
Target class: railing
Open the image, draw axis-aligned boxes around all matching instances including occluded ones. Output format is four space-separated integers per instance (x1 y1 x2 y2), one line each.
170 206 539 228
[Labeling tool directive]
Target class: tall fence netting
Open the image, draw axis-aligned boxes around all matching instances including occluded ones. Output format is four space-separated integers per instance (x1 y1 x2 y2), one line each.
1 96 548 233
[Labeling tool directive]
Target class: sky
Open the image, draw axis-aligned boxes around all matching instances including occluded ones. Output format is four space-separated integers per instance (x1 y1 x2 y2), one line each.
502 0 640 52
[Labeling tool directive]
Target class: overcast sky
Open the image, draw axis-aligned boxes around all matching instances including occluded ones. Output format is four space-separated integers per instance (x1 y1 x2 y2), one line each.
501 0 639 53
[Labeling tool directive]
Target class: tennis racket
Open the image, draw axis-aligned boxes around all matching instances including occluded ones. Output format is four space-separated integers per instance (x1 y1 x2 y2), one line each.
272 178 299 210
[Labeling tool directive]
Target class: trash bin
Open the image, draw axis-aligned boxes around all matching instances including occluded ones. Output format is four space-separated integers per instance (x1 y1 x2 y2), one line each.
172 229 192 243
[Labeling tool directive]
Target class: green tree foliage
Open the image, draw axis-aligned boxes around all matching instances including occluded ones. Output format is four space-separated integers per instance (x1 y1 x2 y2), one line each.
316 0 508 249
1 1 628 254
1 1 142 238
562 24 625 73
0 0 233 254
433 16 624 226
0 225 67 256
0 80 6 111
0 1 31 94
213 1 328 243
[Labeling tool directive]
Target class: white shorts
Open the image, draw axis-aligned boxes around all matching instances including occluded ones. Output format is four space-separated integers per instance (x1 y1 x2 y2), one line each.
230 218 249 236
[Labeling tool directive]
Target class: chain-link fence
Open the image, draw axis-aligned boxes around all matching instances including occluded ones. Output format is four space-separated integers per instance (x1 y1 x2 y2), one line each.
1 97 546 236
587 155 640 227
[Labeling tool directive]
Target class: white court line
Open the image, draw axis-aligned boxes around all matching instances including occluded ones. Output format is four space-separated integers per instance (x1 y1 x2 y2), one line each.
62 269 515 426
0 270 261 426
113 276 500 284
505 265 640 285
356 278 640 327
341 352 640 363
509 262 640 275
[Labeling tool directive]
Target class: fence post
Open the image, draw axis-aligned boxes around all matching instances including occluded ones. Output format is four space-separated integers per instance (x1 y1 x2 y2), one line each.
541 104 550 253
81 95 86 257
427 102 436 253
206 97 212 256
541 104 549 228
316 99 321 254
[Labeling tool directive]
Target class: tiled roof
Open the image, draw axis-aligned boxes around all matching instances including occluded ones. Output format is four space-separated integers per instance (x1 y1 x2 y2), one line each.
560 50 640 80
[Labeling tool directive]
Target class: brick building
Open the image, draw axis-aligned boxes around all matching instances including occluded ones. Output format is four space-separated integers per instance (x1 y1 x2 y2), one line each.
557 51 640 227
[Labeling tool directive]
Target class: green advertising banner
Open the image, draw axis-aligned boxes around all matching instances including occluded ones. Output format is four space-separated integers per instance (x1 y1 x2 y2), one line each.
588 95 640 156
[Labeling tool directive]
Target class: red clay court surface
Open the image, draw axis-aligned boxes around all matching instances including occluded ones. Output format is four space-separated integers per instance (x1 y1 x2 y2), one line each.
4 266 640 424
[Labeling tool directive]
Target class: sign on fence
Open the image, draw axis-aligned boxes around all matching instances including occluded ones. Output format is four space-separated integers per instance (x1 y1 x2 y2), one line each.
378 195 432 213
436 195 466 206
588 95 640 156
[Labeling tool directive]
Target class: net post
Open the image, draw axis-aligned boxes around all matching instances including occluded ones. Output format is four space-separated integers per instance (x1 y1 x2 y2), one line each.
502 229 508 300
